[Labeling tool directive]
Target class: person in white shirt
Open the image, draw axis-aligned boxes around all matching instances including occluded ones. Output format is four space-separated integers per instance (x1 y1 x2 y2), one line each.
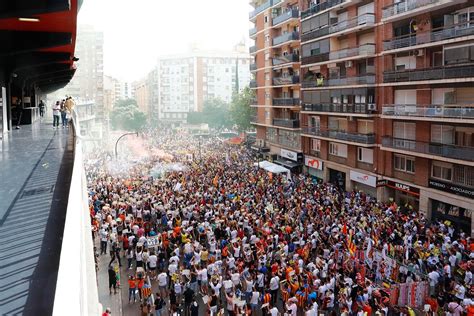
157 272 168 297
250 290 260 313
269 275 280 305
286 299 297 316
148 252 158 279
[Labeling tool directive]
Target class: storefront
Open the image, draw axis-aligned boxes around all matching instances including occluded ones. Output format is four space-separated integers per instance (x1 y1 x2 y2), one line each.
329 168 346 191
304 156 324 182
275 148 303 173
431 199 472 235
377 179 420 210
349 170 377 197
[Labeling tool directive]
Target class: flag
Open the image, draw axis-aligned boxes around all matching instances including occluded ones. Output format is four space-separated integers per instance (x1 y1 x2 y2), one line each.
342 223 347 235
347 230 356 256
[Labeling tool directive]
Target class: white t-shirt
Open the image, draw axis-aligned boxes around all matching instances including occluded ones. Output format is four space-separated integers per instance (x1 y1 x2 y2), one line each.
270 276 280 291
158 273 167 286
269 307 279 316
287 302 297 316
148 255 157 268
250 291 259 304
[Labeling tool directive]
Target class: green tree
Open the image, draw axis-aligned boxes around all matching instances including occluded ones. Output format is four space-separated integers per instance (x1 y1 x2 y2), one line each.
187 98 231 128
110 98 147 131
229 87 254 132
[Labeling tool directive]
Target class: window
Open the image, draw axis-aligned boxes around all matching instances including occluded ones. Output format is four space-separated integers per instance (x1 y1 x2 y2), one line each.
265 53 270 61
329 142 348 157
357 120 374 134
265 34 270 43
393 122 416 140
357 148 374 164
265 92 270 100
311 139 321 152
432 161 452 181
265 72 270 81
265 110 270 120
394 154 415 173
453 165 474 188
431 125 454 144
264 15 268 23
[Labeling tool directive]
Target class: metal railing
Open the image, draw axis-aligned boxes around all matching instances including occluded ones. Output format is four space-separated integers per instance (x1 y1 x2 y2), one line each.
381 136 474 161
250 80 257 88
273 31 299 46
302 103 376 114
272 8 299 25
52 109 101 315
273 54 300 66
328 75 376 86
383 64 474 83
273 118 300 128
382 104 474 119
249 27 257 37
249 0 272 19
384 23 474 51
382 0 446 19
273 98 300 106
329 13 375 34
301 0 346 19
302 127 376 144
329 43 376 60
301 27 330 42
250 63 257 71
249 45 257 54
272 75 300 85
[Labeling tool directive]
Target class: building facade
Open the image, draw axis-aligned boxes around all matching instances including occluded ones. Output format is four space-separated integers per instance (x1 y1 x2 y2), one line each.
156 48 252 125
249 0 474 235
103 75 121 113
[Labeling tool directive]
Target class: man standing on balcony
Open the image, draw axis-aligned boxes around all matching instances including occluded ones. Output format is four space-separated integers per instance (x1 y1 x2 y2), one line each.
52 101 61 129
64 96 75 126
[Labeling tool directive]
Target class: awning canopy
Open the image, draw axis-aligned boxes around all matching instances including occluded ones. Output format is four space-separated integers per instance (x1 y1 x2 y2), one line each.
274 159 301 169
254 160 291 180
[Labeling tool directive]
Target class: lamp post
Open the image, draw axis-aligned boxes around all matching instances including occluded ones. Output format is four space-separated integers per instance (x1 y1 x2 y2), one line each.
115 131 139 159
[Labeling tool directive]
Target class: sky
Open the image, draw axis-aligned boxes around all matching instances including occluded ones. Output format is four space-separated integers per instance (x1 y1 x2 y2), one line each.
78 0 252 81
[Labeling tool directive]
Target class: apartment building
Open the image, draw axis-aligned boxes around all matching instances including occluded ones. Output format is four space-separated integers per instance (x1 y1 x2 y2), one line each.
249 0 474 234
157 49 251 125
250 0 303 170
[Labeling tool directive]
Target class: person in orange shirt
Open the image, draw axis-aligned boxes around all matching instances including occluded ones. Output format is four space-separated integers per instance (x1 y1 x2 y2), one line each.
467 302 474 316
128 275 137 303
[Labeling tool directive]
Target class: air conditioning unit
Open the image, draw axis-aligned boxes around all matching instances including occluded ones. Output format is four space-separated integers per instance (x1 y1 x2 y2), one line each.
413 49 424 57
367 103 376 111
345 60 353 68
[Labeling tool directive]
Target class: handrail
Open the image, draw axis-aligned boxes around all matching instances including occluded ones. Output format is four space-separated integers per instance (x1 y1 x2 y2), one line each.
382 104 474 119
52 109 101 315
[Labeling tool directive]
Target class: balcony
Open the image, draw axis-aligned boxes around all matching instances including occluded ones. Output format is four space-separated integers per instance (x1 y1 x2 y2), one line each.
249 27 257 37
250 80 257 88
249 0 273 19
273 118 300 128
302 127 376 144
301 53 329 65
329 14 375 34
381 137 474 162
273 54 300 66
302 103 376 114
272 75 300 86
250 63 257 71
303 75 375 88
250 114 258 123
273 31 299 46
383 65 474 83
382 0 461 22
249 45 257 54
384 23 474 51
272 9 299 26
301 0 347 20
328 43 376 61
382 105 474 121
273 98 300 106
301 27 330 42
250 97 258 104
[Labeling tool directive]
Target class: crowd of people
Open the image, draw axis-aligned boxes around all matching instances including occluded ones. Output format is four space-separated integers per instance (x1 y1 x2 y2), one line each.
52 96 75 129
88 130 474 316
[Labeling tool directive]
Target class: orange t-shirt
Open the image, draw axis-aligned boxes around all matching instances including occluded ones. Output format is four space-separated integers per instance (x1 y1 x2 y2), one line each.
467 305 474 316
128 279 136 289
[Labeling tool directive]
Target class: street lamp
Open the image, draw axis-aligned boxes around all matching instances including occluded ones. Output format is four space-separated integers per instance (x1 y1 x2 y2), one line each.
115 131 139 159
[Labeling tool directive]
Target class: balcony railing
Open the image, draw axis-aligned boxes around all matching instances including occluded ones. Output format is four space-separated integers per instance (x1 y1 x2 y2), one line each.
249 45 257 54
302 103 376 114
273 31 299 46
249 0 272 19
382 105 474 120
301 27 330 42
301 53 329 65
383 65 474 83
328 75 375 86
302 127 376 144
250 80 257 88
384 23 474 51
273 75 300 86
273 98 300 106
381 136 474 161
301 0 346 20
250 63 257 71
328 43 376 60
250 97 258 104
273 9 299 26
329 14 375 34
273 118 300 128
267 137 301 150
249 27 257 37
382 0 444 19
273 54 300 66
250 114 258 123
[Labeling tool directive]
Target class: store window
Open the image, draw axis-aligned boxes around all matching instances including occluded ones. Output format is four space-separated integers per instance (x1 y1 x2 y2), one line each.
394 154 415 173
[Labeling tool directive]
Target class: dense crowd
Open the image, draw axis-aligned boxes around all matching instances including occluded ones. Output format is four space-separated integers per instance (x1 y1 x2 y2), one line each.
88 131 474 316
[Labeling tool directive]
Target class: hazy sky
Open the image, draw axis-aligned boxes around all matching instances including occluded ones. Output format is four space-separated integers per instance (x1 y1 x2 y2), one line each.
78 0 252 81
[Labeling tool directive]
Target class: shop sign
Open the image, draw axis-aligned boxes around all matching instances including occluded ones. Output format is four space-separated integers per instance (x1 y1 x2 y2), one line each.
350 170 376 188
377 179 420 196
304 156 323 170
281 148 298 162
428 179 474 199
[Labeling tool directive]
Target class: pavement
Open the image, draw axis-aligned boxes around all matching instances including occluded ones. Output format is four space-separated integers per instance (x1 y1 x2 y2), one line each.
0 120 74 315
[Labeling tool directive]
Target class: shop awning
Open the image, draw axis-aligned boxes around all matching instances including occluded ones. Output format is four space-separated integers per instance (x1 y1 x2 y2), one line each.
274 159 301 169
254 160 291 180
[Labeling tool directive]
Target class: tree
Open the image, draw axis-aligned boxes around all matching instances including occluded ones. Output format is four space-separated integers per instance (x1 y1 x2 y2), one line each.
110 98 147 131
187 98 231 129
229 87 254 132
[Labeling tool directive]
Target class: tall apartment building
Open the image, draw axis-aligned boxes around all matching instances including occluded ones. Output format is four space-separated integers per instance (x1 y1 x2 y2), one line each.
59 25 104 117
249 0 302 168
250 0 474 234
103 75 121 113
157 49 252 125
